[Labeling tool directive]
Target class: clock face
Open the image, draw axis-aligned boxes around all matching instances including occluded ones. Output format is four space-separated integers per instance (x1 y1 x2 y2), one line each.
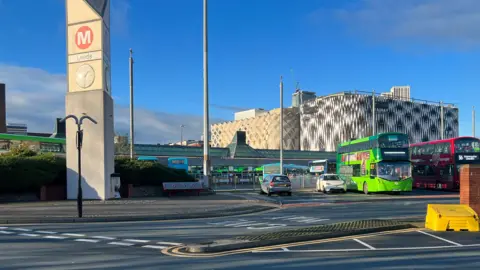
75 64 95 89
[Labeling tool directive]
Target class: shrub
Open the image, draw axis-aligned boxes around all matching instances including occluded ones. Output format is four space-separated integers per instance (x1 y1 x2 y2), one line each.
114 157 196 187
0 154 195 195
0 153 65 194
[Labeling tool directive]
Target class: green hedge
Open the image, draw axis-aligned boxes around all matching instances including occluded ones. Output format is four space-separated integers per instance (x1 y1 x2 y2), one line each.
0 153 66 194
0 150 195 195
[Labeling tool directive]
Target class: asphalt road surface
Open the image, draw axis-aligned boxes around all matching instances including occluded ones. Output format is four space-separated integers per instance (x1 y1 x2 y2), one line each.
1 195 474 269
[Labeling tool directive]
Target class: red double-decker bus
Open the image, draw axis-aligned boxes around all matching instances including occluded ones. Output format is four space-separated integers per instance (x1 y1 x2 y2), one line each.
410 136 480 190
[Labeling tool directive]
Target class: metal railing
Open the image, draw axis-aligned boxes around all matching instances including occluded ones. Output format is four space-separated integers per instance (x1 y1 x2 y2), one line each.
191 173 318 191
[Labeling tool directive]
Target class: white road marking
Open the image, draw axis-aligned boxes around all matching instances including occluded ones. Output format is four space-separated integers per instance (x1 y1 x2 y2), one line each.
297 219 330 224
157 241 183 246
91 236 116 240
417 230 463 246
44 235 67 240
124 239 150 243
0 227 8 229
36 231 57 234
108 242 135 246
253 244 480 253
269 215 298 220
0 231 14 234
18 233 40 237
62 233 86 237
353 238 376 250
74 239 100 243
142 245 168 249
247 224 287 230
12 228 31 232
281 247 290 251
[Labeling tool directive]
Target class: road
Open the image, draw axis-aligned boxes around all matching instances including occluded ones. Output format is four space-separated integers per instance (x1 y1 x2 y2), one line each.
1 193 477 269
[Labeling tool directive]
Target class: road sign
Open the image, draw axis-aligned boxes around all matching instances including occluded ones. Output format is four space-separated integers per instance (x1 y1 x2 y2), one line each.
68 51 102 64
76 26 94 50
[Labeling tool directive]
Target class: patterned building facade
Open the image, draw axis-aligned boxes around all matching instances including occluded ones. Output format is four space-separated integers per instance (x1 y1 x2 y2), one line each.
211 107 301 150
300 92 459 151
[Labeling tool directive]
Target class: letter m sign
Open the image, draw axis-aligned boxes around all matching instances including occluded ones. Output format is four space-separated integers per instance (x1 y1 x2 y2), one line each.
75 26 94 50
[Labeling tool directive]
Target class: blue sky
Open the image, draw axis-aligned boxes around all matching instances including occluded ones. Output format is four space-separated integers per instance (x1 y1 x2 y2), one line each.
0 0 479 143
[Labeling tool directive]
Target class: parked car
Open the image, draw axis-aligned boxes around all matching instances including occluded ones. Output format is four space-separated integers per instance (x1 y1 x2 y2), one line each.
316 174 346 193
260 174 292 196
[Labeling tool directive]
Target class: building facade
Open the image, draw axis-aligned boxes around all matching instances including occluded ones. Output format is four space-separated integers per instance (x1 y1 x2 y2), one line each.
234 109 267 121
381 85 411 101
292 90 316 108
6 123 28 135
300 92 458 151
211 107 301 150
0 83 5 133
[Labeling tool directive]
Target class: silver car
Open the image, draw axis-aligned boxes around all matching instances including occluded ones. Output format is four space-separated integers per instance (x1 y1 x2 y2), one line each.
260 174 292 196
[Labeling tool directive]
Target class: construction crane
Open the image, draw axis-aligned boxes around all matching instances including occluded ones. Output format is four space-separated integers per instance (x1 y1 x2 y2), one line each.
290 68 300 91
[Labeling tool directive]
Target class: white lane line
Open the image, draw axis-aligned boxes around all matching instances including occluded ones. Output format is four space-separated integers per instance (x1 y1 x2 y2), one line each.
281 247 290 251
0 231 15 234
108 242 135 246
417 230 463 246
142 245 168 249
44 235 67 240
157 241 183 246
253 244 480 253
36 231 57 234
124 239 150 243
91 236 116 240
353 238 376 250
0 227 8 229
74 239 100 243
12 228 31 232
18 233 40 237
62 233 86 237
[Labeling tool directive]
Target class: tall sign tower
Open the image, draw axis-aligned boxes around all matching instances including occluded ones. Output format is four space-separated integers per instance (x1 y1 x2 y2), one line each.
65 0 114 200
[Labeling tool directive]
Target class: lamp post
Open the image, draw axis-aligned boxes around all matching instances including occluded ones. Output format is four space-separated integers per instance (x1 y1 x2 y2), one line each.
60 114 97 218
180 124 185 145
280 76 284 173
129 49 135 159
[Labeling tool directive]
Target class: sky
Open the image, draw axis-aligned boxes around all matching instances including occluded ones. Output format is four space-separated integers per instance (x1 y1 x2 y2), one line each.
0 0 480 143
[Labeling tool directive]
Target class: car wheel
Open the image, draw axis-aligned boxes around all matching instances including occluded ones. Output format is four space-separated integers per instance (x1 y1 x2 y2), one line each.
267 189 271 196
323 187 327 194
363 182 369 195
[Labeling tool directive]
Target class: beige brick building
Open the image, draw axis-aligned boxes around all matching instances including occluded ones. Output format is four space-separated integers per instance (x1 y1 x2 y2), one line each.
211 107 300 150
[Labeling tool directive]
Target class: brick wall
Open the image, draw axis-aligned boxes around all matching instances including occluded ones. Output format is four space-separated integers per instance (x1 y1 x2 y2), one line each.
0 83 6 133
460 164 480 215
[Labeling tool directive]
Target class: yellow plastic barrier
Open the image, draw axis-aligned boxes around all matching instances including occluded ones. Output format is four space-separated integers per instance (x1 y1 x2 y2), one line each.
425 204 479 232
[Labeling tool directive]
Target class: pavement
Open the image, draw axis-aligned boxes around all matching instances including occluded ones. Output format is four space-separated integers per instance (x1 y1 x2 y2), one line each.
0 194 277 224
0 189 477 269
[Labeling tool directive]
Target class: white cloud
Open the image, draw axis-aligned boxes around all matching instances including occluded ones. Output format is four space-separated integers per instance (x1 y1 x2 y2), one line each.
0 64 224 144
316 0 480 50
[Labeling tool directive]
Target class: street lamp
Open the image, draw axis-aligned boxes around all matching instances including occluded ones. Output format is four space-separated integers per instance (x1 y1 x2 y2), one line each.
180 124 185 146
60 114 97 218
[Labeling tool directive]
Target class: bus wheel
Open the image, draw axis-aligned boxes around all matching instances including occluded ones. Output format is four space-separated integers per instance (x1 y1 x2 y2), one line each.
363 182 369 195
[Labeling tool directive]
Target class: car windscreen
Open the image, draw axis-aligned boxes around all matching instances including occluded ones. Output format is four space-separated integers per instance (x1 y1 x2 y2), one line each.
324 175 339 180
273 176 290 182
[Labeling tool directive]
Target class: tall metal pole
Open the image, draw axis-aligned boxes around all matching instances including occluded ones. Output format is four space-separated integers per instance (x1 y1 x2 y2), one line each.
440 101 444 139
203 0 210 177
129 49 135 159
473 106 476 137
280 76 284 174
372 90 376 135
180 124 185 145
77 126 83 218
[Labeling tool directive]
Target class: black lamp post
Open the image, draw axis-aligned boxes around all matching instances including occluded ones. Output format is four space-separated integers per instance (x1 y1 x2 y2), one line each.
60 114 97 218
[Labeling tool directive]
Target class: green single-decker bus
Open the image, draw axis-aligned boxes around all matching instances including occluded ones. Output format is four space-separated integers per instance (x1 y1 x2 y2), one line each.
336 132 412 194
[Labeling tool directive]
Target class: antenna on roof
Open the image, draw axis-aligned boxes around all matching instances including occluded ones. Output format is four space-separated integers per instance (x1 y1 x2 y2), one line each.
290 68 300 91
